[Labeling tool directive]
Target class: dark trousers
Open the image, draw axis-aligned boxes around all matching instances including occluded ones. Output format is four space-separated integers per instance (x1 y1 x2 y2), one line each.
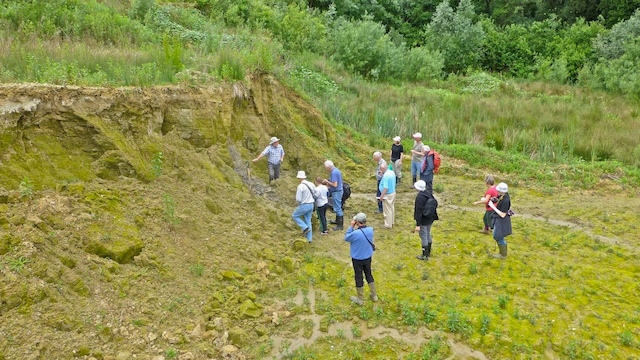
483 210 494 230
352 257 374 287
376 179 382 212
317 204 329 232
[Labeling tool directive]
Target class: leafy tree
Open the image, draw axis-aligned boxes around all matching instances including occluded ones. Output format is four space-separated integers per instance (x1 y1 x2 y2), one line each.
403 47 444 81
329 17 399 80
598 0 640 28
274 3 327 53
424 0 485 73
594 9 640 60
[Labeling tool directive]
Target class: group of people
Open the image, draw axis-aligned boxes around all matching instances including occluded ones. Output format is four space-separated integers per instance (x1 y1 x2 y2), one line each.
253 134 513 306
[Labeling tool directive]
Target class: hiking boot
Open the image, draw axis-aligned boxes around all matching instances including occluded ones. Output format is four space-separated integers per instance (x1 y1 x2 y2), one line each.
332 216 344 231
350 287 364 306
491 244 507 259
302 227 310 236
368 283 378 302
320 231 329 235
416 246 429 260
479 229 490 234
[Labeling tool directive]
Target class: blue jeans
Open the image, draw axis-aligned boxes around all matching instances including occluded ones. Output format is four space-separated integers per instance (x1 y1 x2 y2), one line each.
293 203 314 241
411 160 422 177
331 189 344 216
493 228 507 246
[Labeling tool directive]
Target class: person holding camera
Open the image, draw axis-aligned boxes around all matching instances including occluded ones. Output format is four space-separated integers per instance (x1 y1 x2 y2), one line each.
473 175 499 234
488 182 512 259
344 213 378 305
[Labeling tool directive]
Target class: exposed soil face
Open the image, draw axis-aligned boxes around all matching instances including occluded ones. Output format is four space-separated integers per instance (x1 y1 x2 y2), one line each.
1 80 639 360
0 78 368 359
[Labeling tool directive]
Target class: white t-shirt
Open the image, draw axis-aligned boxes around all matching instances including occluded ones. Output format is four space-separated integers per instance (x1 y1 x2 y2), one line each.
315 184 329 207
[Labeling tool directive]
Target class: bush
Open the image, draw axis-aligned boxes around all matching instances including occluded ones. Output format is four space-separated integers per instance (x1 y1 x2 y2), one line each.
423 0 484 73
594 9 640 60
403 46 444 82
329 17 399 80
274 3 327 53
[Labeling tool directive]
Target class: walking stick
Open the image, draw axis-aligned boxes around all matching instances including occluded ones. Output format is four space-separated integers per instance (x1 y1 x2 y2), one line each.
246 161 251 181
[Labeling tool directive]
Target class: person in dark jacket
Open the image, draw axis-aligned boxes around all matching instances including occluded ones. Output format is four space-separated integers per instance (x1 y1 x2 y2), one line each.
488 182 512 259
413 180 439 260
419 145 435 194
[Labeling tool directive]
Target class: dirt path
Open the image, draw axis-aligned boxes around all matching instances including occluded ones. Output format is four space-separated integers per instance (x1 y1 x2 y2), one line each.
269 285 489 359
352 191 629 248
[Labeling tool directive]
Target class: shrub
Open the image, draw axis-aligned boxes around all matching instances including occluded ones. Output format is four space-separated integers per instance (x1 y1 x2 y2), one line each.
423 0 484 73
274 3 327 53
403 46 444 82
594 9 640 60
329 17 399 80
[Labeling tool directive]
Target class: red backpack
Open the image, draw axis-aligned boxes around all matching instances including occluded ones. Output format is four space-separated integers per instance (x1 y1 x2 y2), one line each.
421 150 442 174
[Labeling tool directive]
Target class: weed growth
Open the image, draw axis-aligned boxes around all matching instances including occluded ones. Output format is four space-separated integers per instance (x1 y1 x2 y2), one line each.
163 194 179 225
19 177 34 199
151 152 163 178
8 256 31 272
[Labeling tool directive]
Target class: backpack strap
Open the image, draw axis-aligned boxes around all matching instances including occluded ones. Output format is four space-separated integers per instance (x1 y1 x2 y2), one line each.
359 229 375 251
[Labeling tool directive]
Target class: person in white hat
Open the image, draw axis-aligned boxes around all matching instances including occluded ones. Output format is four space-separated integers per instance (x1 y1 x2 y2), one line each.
372 151 387 213
292 171 317 242
487 182 512 259
252 136 285 183
410 132 425 185
413 180 439 260
390 136 404 184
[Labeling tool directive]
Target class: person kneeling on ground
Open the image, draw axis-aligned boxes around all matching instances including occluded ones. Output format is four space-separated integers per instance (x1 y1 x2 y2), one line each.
344 213 378 305
413 180 439 260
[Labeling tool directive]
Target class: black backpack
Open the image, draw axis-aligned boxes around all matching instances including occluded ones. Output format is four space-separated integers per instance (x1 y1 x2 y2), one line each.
342 182 351 202
422 195 438 218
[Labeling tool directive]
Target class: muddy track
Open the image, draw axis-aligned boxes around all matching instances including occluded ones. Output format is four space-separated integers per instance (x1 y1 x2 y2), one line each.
269 286 490 359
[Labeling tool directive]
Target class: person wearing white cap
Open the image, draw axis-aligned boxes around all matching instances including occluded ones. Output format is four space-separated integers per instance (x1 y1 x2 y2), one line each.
487 182 512 259
390 136 404 184
372 151 387 213
344 212 377 305
292 171 317 242
419 144 434 194
252 136 285 183
410 132 425 185
413 180 439 260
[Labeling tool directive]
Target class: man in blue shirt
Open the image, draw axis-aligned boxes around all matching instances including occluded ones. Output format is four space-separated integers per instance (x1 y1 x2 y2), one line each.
344 212 377 305
252 137 285 183
322 160 344 230
378 163 397 228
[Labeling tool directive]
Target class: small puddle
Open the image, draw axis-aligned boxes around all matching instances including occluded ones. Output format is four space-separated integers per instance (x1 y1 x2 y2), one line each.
270 285 488 359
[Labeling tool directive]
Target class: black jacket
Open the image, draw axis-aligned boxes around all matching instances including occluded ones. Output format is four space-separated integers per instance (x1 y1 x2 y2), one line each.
414 190 439 226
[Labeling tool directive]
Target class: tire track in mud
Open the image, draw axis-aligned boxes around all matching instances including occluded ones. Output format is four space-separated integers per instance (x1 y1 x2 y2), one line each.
269 285 489 359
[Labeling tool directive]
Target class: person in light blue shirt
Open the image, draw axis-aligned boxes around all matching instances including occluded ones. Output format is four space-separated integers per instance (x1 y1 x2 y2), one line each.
378 163 396 228
323 160 344 230
344 212 377 305
252 136 285 182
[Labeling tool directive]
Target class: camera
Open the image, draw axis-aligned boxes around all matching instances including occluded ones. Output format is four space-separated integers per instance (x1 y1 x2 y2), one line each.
490 196 499 203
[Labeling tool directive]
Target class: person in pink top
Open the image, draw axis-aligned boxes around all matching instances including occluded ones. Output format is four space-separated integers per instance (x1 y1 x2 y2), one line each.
473 175 499 234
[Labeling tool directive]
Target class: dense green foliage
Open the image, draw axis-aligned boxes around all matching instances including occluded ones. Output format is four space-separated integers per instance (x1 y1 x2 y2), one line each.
0 0 639 168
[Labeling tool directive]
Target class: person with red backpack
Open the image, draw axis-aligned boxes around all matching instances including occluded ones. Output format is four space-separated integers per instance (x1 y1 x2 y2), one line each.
419 145 435 193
